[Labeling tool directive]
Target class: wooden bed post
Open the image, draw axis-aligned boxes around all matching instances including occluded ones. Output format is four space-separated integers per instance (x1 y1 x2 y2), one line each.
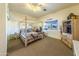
25 16 27 46
25 16 27 31
25 40 28 47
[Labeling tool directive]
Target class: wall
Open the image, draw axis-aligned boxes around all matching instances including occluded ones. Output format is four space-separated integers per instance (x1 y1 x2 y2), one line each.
39 4 79 39
7 20 20 36
0 4 7 56
7 11 37 36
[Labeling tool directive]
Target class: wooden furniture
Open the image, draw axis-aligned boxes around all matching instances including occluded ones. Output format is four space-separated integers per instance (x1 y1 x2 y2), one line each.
61 13 79 48
72 15 79 55
61 33 73 48
72 17 79 41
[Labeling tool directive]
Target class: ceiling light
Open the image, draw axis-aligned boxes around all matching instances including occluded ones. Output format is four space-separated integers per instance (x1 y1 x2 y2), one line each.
26 3 46 12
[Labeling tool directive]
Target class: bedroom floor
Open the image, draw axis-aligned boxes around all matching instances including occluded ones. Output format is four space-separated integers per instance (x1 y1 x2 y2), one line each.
7 37 73 56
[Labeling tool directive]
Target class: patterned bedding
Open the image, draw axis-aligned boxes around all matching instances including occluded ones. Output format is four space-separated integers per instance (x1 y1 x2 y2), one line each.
20 29 44 46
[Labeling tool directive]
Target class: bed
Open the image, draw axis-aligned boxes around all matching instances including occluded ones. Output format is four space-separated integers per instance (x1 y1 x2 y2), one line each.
20 29 44 47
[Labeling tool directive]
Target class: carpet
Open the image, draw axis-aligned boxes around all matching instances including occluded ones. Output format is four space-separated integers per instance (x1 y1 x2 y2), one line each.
7 37 73 56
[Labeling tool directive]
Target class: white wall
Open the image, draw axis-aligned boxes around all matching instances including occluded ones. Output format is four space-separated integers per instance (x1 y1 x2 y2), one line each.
7 20 20 35
7 11 37 36
0 4 7 56
39 4 79 39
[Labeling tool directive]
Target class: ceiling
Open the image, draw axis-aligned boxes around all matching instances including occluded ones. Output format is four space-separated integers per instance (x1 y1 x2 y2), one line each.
8 3 78 18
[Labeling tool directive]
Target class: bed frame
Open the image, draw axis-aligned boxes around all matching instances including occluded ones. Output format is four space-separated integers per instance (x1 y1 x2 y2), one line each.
20 31 44 47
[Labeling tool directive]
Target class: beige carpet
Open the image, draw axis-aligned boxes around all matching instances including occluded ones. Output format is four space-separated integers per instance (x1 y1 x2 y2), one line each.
7 38 24 53
7 37 73 56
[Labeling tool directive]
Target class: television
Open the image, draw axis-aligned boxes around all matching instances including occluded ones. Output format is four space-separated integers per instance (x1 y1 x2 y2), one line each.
63 20 71 34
